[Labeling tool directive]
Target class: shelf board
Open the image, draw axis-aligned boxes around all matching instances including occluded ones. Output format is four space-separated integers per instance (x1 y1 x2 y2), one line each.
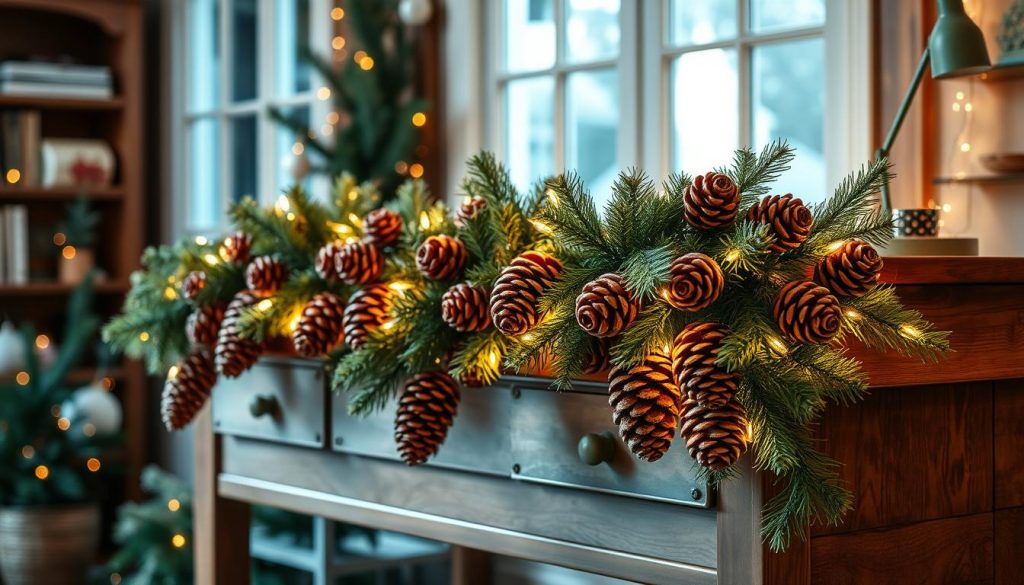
0 280 128 296
0 186 124 201
932 173 1024 185
979 62 1024 82
0 94 123 110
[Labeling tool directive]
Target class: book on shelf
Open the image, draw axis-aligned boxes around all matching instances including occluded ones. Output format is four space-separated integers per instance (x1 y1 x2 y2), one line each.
1 205 28 284
0 61 112 100
1 109 41 187
41 139 115 188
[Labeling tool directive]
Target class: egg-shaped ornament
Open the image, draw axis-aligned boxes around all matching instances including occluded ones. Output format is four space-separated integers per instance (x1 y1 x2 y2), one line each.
280 146 311 182
399 0 433 25
62 381 123 436
0 321 26 375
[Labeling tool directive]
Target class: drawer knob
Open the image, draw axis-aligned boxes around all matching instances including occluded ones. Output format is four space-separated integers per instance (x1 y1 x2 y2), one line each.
249 395 279 418
577 431 616 466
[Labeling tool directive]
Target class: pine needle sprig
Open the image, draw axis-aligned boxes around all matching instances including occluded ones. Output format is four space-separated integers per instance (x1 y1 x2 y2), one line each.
539 173 614 259
449 330 509 386
842 285 951 361
610 301 696 368
620 243 675 301
726 140 795 208
805 159 893 250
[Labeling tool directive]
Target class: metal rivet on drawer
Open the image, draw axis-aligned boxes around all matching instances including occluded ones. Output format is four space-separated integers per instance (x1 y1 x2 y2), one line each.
691 488 703 501
512 463 521 474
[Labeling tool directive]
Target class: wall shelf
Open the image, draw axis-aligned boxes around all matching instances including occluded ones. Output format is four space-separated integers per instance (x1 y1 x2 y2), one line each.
0 280 129 296
0 94 123 110
932 173 1024 186
979 62 1024 82
0 186 124 201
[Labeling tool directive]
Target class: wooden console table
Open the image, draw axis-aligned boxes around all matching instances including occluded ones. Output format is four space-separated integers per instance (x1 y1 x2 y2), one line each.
194 257 1024 585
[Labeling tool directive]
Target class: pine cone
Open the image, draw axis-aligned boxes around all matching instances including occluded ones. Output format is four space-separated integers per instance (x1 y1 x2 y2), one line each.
245 256 287 295
607 351 682 462
583 338 611 375
182 270 206 301
343 284 391 350
416 235 468 280
215 291 263 378
220 232 253 264
665 253 724 311
490 251 563 336
684 172 740 230
813 239 883 298
671 322 738 409
772 280 841 344
458 369 486 388
455 196 486 226
315 241 344 281
335 240 385 285
394 372 461 465
365 208 403 248
292 293 346 357
680 397 749 471
161 348 217 431
441 283 491 332
575 273 639 338
186 303 226 348
746 194 813 253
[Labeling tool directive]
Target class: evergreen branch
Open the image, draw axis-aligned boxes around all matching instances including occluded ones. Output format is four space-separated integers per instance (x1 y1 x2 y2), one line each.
610 301 693 368
538 264 608 315
806 158 893 249
718 222 774 275
620 244 674 301
539 173 614 259
842 285 951 361
449 329 509 386
727 140 795 206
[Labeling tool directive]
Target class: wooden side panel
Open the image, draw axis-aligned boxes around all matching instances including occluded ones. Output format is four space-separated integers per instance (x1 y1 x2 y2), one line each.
994 381 1024 509
810 514 993 585
994 508 1024 585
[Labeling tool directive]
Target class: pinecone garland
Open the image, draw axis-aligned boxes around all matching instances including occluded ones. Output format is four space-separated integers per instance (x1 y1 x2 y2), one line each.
394 372 461 465
365 208 403 248
315 242 344 281
813 239 883 298
684 172 740 230
575 273 640 338
680 397 750 471
665 253 725 311
671 322 739 409
441 283 491 332
746 194 813 253
182 270 206 301
455 196 486 226
245 256 287 295
343 284 391 350
161 348 217 431
490 251 563 336
186 303 226 348
335 241 385 285
215 291 263 378
607 352 682 462
772 280 842 344
221 232 253 264
416 235 467 280
292 293 346 357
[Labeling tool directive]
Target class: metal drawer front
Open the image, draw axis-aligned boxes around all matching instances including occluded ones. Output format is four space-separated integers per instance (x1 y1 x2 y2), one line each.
212 357 326 448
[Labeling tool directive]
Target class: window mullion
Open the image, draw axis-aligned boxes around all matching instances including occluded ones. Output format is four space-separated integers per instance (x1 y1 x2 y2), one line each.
258 0 275 204
219 0 233 223
555 0 566 172
738 0 750 149
618 0 640 169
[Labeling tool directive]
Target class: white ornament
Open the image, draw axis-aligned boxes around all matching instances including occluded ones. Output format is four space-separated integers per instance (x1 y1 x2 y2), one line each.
280 149 311 182
0 322 26 375
398 0 433 25
62 382 122 435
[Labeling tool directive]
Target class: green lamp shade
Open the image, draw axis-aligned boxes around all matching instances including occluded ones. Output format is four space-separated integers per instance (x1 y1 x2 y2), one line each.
929 0 991 78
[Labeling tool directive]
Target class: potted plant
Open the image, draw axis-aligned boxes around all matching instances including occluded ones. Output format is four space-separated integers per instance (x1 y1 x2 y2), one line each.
0 276 121 585
57 195 101 284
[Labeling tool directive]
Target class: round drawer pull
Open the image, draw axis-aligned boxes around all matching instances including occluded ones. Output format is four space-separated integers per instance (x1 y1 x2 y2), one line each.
249 394 279 418
577 431 616 466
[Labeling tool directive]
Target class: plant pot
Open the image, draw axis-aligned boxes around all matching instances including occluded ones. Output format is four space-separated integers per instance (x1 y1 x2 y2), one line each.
0 503 100 585
58 247 95 285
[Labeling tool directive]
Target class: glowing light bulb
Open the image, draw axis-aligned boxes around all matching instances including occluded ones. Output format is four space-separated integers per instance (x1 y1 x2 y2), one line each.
409 163 424 178
723 248 741 263
172 534 187 548
411 112 427 127
317 87 332 100
21 445 34 459
546 188 559 207
167 365 180 380
899 324 922 339
62 245 77 260
57 417 71 431
332 36 346 50
276 195 291 212
331 7 345 20
419 211 430 229
167 499 181 512
530 219 552 234
292 142 305 156
256 299 274 312
15 371 29 385
203 253 219 265
53 232 66 246
86 458 101 472
765 336 789 356
844 309 862 320
6 168 21 184
35 334 50 349
960 142 971 153
826 240 846 253
34 465 49 480
164 287 178 300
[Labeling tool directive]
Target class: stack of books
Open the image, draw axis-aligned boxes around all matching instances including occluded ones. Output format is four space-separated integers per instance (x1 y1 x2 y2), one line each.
0 61 113 99
0 205 28 284
2 111 115 188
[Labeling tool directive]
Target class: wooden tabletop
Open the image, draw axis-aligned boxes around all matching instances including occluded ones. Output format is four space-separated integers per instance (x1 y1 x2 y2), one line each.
880 256 1024 285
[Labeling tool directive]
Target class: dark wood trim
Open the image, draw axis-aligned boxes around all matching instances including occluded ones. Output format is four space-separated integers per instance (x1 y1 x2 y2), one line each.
880 257 1024 285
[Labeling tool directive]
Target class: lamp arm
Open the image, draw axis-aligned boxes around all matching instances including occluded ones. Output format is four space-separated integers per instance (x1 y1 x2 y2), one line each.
877 47 931 212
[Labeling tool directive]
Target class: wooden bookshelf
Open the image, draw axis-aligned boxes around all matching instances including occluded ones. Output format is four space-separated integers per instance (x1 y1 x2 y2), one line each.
0 94 124 110
0 186 125 201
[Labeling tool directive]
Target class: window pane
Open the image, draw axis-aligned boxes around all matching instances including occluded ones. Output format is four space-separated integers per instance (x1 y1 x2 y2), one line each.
749 0 825 34
231 115 258 202
276 106 311 192
752 38 825 200
671 49 738 175
505 76 555 189
232 0 259 101
189 118 221 228
189 0 219 111
567 69 618 206
669 0 736 46
504 0 555 72
275 0 312 96
566 0 620 64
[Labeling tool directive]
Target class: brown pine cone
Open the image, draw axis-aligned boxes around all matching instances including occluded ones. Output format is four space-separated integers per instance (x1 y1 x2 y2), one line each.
772 280 841 344
394 371 461 465
315 241 344 281
813 239 883 298
292 293 346 357
245 256 287 295
186 302 226 348
575 273 640 338
746 194 813 253
582 338 611 375
215 291 263 378
343 284 391 350
665 253 724 311
455 196 486 226
335 240 385 285
161 347 217 431
220 232 253 264
458 369 486 388
684 172 740 230
607 351 682 462
416 235 468 280
671 322 739 409
490 251 563 336
680 397 749 471
182 270 206 301
441 283 491 332
365 208 403 248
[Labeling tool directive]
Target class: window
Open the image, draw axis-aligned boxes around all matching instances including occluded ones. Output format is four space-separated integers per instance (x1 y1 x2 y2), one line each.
173 0 330 236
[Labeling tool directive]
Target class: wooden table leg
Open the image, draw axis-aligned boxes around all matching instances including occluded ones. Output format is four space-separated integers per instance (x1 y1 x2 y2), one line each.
451 545 492 585
194 406 251 585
